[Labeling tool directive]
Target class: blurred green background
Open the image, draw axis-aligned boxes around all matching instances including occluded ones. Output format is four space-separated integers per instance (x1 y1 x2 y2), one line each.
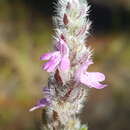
0 0 130 130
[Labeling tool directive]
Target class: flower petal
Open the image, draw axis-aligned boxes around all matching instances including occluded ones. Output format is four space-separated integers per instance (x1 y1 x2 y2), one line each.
43 87 50 94
60 56 70 71
42 52 61 72
82 59 93 70
57 39 69 56
29 98 50 112
80 72 107 89
86 72 105 82
40 52 54 60
43 62 57 72
88 82 107 89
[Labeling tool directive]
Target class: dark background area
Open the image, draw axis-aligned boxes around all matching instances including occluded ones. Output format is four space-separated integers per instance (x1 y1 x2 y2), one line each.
6 0 130 33
20 0 130 32
0 0 130 130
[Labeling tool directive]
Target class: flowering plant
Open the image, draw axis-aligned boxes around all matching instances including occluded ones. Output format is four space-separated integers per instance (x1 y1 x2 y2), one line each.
30 0 107 129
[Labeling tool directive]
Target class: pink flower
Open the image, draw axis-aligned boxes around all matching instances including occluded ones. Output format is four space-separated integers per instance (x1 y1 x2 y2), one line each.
75 59 107 89
40 39 70 72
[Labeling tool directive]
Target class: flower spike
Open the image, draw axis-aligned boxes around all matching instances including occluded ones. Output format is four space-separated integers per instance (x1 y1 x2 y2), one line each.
30 0 107 129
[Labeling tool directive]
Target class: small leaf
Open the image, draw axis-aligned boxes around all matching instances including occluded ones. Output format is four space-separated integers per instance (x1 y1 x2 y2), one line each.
81 128 87 130
80 124 88 130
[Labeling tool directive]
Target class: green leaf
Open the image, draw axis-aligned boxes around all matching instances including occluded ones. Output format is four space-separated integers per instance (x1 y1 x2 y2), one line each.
80 125 88 130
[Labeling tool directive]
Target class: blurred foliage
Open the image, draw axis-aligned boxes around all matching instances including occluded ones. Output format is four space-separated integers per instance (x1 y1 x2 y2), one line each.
0 1 130 130
0 2 52 130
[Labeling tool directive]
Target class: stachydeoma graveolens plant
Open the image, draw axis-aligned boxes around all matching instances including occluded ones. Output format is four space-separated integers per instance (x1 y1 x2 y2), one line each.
30 0 107 130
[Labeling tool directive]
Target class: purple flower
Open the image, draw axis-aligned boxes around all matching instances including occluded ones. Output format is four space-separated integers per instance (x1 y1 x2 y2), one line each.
40 39 70 72
29 87 51 112
29 98 50 111
75 59 107 89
